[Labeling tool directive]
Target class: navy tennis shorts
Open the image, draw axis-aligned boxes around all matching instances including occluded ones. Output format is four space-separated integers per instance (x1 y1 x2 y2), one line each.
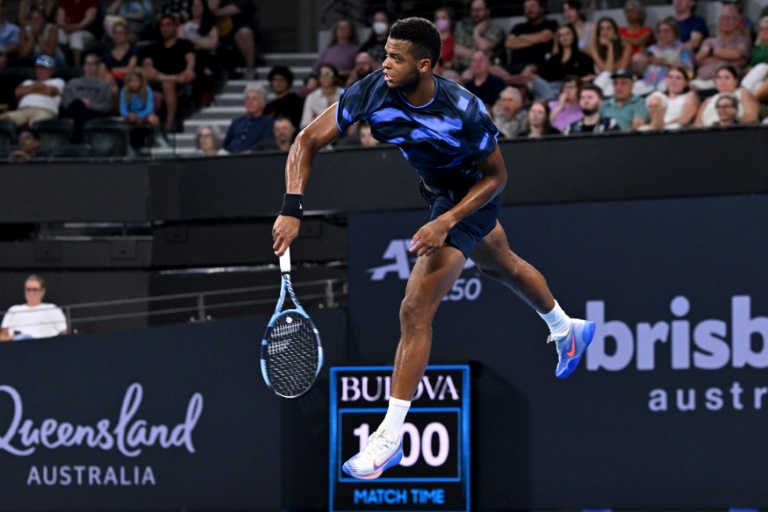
419 182 502 259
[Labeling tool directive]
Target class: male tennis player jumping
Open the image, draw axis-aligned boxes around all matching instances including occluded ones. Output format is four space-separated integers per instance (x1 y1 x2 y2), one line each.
272 17 595 480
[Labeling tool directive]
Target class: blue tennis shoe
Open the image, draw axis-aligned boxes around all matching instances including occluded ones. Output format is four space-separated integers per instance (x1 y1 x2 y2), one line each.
549 318 596 379
342 428 402 480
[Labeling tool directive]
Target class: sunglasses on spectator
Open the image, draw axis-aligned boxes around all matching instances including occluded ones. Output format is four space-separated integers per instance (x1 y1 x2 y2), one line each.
318 71 336 77
25 288 43 292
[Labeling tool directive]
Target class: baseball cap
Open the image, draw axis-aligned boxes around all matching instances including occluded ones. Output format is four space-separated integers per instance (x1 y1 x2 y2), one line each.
611 69 634 80
35 55 55 68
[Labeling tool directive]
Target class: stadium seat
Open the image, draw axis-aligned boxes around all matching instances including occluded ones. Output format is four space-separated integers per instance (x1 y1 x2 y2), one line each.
0 118 16 158
51 144 93 158
84 118 129 157
31 118 74 156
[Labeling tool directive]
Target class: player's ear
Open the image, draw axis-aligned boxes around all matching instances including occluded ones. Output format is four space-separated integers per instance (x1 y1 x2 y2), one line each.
418 58 431 73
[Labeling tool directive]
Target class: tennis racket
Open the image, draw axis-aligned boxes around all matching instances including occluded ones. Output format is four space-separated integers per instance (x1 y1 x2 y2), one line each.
261 247 324 398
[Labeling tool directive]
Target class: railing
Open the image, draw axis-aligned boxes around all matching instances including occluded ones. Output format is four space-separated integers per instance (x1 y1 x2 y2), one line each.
0 279 347 337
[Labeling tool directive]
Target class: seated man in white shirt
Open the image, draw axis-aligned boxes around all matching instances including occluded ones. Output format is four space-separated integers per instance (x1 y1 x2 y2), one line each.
0 275 68 342
0 55 65 127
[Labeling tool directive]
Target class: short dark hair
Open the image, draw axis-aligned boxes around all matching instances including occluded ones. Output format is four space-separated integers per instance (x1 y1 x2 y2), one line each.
268 65 294 84
580 83 604 100
388 17 441 69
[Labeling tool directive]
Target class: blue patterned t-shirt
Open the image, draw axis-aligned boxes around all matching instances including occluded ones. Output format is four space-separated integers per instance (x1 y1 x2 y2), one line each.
336 69 499 193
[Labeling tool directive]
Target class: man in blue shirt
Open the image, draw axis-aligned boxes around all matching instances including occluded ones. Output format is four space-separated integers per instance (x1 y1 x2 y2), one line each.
271 17 596 480
0 0 20 65
223 84 274 153
675 0 709 51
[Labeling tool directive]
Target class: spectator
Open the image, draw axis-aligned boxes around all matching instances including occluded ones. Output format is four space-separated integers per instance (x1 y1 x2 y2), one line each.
740 17 768 95
9 127 44 160
491 86 528 138
120 67 159 128
600 69 648 131
636 17 694 94
141 14 195 133
695 64 759 126
158 0 189 25
590 17 632 87
312 19 358 83
178 0 220 107
18 6 64 66
694 4 752 84
209 0 257 79
0 0 20 60
300 64 341 129
564 84 621 134
549 75 584 132
503 0 558 75
0 275 67 342
104 0 153 42
636 91 668 131
359 10 390 66
223 83 273 153
346 51 376 88
539 24 594 83
264 65 304 130
620 0 654 56
194 124 227 155
464 50 506 107
712 92 740 126
56 0 98 66
359 120 379 147
723 0 753 39
18 0 58 26
453 0 506 72
255 115 295 152
100 20 137 105
662 65 700 129
561 0 593 51
1 55 64 127
674 0 708 51
434 7 456 71
520 100 560 137
61 53 113 142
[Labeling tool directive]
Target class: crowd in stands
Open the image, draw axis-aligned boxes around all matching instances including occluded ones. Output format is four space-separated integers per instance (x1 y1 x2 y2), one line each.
1 0 768 160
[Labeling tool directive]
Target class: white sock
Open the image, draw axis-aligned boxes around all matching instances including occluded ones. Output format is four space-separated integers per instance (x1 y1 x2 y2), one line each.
538 301 572 340
379 397 411 439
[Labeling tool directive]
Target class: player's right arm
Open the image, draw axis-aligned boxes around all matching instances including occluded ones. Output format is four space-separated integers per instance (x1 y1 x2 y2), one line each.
272 104 341 256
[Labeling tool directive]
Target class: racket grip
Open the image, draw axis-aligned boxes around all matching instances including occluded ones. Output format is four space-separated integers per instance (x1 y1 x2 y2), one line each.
279 247 291 274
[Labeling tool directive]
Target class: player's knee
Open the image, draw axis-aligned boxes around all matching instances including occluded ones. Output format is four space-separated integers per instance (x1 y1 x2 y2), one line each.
399 296 435 329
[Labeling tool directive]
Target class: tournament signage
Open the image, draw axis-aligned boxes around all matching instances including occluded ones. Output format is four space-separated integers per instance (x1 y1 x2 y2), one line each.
329 366 470 512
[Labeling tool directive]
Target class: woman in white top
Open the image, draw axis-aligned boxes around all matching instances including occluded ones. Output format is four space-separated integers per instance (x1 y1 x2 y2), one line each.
562 0 593 51
300 64 342 129
662 65 699 130
695 64 759 127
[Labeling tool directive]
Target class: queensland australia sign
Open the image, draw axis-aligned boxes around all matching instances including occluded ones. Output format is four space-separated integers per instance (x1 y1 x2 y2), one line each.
330 366 470 512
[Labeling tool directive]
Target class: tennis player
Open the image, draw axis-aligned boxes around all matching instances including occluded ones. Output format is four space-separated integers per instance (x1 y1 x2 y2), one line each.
272 17 595 480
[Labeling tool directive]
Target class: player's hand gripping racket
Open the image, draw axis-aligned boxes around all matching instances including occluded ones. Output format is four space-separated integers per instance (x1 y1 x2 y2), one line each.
261 247 323 398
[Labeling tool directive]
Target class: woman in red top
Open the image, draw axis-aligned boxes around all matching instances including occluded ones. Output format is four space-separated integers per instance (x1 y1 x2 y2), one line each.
434 7 456 70
619 0 654 56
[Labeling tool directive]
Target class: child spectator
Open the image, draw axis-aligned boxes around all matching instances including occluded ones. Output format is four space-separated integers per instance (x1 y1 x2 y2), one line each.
120 67 159 128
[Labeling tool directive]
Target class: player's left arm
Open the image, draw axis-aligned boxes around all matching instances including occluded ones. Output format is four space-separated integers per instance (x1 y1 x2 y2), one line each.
410 146 507 257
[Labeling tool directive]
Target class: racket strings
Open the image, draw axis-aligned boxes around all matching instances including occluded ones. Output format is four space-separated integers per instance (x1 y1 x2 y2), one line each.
266 314 319 397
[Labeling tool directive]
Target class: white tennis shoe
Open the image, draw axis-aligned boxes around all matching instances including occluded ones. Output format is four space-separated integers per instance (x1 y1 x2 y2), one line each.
342 428 403 480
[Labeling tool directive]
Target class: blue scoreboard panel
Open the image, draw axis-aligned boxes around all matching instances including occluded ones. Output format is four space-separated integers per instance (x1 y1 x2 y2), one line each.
329 366 470 512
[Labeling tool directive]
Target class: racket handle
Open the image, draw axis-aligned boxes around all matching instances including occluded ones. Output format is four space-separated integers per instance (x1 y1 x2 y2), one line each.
279 247 291 274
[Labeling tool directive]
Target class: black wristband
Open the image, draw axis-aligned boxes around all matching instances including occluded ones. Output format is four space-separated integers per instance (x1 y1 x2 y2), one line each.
280 193 304 219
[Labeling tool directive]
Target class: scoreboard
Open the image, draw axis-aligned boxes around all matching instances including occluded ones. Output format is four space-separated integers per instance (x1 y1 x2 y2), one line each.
329 366 470 512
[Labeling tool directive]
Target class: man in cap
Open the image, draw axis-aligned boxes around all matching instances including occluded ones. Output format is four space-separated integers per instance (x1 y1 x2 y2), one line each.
600 69 648 131
0 55 65 127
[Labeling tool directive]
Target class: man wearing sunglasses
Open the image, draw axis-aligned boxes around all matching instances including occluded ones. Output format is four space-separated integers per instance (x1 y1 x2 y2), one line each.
0 275 68 342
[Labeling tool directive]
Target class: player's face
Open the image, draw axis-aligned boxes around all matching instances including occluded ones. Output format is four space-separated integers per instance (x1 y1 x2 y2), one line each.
383 39 424 92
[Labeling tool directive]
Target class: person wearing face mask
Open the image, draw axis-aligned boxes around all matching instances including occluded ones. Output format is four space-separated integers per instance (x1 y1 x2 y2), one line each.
360 10 390 65
434 7 455 70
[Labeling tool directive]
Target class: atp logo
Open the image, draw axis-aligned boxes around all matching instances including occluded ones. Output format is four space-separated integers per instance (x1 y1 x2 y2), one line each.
366 239 482 301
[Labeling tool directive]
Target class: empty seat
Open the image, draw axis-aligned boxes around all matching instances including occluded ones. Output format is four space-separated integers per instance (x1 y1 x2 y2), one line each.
84 118 129 157
31 118 74 156
51 144 93 158
0 118 16 158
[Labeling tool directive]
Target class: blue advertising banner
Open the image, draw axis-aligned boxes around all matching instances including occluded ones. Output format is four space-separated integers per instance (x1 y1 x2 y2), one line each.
329 366 470 512
347 195 768 509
